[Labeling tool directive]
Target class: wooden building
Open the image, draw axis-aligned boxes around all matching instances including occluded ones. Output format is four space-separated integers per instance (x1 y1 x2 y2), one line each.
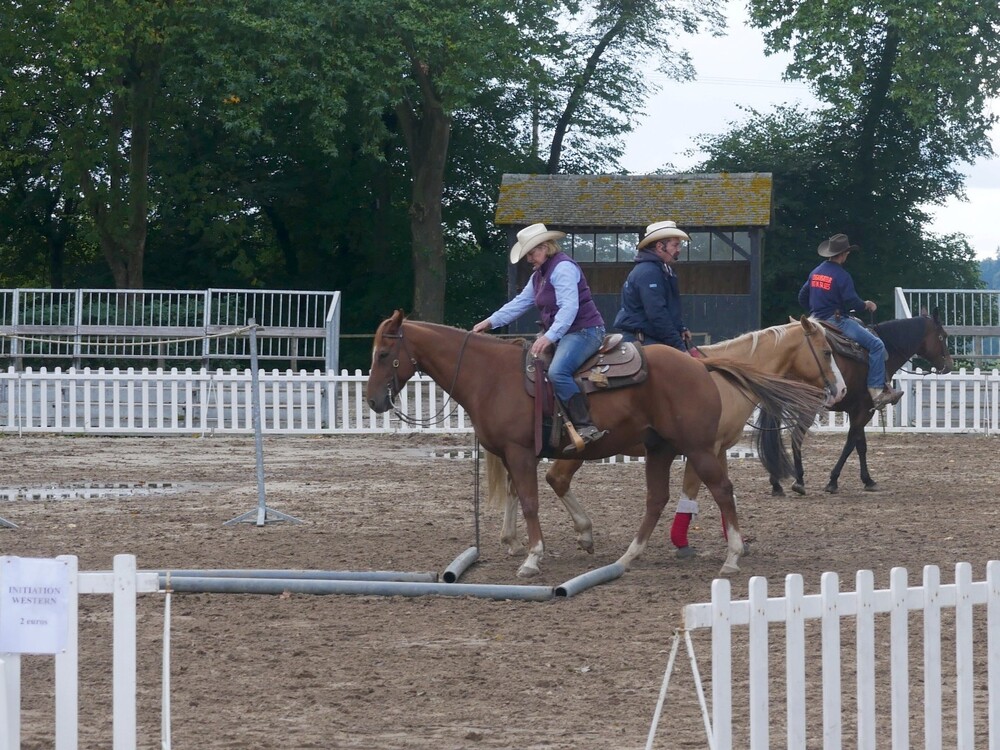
494 172 773 344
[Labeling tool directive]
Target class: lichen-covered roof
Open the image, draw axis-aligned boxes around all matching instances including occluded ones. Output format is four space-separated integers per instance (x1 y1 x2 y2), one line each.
495 172 773 228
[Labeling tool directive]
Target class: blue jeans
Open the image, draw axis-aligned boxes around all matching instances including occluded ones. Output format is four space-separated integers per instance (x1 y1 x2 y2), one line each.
825 315 887 389
548 325 605 402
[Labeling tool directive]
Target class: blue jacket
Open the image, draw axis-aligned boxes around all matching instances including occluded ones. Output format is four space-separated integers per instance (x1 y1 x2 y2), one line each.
798 260 866 320
613 249 687 350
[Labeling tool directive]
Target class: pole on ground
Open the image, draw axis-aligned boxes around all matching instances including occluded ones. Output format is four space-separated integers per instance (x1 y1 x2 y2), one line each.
224 318 303 527
0 516 15 530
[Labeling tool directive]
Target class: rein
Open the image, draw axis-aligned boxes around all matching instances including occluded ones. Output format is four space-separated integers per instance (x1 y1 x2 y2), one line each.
804 327 838 399
384 324 472 427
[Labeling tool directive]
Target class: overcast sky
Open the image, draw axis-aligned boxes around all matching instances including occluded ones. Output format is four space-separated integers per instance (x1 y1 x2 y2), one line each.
619 1 1000 262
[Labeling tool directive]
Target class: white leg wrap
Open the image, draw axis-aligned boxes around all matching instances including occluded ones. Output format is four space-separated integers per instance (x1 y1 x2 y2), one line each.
676 496 699 515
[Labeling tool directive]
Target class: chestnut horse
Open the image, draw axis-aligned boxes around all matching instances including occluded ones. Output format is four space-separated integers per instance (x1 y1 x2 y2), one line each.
367 310 826 578
486 317 847 559
764 311 953 494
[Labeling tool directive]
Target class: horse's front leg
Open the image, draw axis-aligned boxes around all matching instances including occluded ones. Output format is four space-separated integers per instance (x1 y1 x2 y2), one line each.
686 449 742 575
826 420 863 493
616 444 675 570
500 489 525 556
505 450 544 578
487 452 526 555
790 440 806 495
855 428 877 490
668 456 704 557
545 459 594 554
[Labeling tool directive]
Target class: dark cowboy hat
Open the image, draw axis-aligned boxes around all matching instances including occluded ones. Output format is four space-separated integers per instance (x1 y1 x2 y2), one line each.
817 233 860 257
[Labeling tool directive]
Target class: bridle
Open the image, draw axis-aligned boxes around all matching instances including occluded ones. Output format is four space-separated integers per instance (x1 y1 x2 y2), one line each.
803 326 839 403
379 323 473 426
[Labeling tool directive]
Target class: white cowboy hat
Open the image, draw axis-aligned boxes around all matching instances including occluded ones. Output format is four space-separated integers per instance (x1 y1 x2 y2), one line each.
509 223 566 264
817 233 860 257
637 220 689 249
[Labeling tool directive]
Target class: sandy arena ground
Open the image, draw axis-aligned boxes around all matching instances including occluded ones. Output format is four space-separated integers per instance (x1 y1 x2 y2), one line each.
2 430 998 749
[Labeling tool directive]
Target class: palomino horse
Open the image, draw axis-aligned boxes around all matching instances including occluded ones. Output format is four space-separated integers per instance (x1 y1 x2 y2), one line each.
764 311 953 494
367 310 827 578
486 317 847 559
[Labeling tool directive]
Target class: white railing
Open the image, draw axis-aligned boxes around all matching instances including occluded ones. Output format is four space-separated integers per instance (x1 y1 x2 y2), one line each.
0 366 996 436
896 287 1000 365
667 561 1000 750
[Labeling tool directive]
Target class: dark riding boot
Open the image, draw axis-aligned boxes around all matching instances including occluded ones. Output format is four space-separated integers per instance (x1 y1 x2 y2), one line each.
562 393 607 453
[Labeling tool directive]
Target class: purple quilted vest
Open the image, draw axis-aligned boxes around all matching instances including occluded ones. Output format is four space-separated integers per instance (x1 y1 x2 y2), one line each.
532 253 604 333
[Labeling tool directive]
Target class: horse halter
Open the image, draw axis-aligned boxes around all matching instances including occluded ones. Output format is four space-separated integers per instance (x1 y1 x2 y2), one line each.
380 323 472 426
380 328 417 403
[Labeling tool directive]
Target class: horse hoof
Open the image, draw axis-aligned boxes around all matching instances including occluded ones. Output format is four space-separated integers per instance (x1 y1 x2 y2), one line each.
824 485 838 494
863 484 879 492
675 546 698 559
719 563 740 575
792 483 806 495
517 564 540 579
770 487 786 497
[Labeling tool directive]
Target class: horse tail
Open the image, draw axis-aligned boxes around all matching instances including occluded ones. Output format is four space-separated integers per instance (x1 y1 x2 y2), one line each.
484 450 516 511
704 358 824 480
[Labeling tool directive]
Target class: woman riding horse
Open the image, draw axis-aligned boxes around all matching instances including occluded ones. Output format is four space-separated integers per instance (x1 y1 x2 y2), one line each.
368 310 827 578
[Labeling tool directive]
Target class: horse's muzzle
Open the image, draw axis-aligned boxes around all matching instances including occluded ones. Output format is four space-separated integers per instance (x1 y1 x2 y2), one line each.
825 383 847 407
367 394 392 413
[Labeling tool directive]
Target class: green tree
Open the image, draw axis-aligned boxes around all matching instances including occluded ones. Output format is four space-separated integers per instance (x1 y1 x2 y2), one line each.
748 0 1000 250
697 104 981 325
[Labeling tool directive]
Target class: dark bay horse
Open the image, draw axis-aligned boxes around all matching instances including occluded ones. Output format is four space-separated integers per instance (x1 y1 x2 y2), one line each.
764 312 953 494
366 310 827 578
486 317 847 559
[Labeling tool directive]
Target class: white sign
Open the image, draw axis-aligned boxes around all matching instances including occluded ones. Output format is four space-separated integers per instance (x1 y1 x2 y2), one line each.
0 557 70 654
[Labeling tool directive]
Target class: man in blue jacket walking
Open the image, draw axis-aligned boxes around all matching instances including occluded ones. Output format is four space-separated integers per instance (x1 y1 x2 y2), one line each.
613 220 691 351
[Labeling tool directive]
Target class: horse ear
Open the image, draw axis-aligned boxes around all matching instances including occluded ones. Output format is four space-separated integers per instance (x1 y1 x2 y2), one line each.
799 314 816 333
789 316 798 324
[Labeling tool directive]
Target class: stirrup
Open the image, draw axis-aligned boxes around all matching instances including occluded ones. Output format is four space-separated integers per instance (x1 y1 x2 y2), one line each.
562 425 607 453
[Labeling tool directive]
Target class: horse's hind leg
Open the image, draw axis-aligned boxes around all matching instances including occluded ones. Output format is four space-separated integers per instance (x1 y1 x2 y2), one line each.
616 444 675 570
545 460 594 554
686 449 743 575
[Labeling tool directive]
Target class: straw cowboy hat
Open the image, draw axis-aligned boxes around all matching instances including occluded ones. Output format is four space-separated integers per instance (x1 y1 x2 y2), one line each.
509 223 566 264
637 220 689 249
817 233 859 257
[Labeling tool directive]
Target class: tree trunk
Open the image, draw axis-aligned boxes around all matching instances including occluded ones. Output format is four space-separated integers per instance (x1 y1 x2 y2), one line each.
396 60 451 322
82 44 161 290
547 13 628 173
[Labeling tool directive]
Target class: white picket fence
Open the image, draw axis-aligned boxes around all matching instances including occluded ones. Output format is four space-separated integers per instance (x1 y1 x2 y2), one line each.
0 366 996 436
663 561 1000 750
0 554 160 750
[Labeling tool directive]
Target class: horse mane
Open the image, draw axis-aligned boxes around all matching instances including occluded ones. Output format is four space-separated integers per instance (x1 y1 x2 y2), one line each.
398 319 524 348
872 316 927 359
699 320 802 357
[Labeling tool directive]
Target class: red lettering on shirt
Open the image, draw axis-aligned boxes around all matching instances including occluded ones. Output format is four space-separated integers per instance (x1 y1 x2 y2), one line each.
810 274 833 291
